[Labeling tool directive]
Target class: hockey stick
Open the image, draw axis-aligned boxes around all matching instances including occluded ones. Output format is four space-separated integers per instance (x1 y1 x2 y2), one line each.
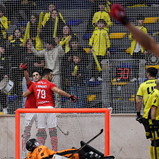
57 125 69 136
68 129 103 158
153 129 157 159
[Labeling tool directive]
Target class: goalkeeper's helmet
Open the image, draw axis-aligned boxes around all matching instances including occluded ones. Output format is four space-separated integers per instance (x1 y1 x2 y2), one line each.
26 138 40 152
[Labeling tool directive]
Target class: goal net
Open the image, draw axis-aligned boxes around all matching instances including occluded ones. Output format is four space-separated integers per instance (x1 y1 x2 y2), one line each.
15 108 110 159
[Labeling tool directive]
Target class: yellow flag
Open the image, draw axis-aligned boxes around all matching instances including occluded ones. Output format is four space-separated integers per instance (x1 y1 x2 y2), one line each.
73 65 78 76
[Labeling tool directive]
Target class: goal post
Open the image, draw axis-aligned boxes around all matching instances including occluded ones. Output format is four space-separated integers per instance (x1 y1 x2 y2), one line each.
15 108 110 159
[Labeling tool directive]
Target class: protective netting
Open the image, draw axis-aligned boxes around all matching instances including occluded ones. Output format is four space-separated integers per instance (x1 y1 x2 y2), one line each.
0 0 158 114
102 59 146 113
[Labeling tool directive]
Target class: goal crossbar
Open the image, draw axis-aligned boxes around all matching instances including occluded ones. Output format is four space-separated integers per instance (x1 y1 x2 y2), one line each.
15 108 110 159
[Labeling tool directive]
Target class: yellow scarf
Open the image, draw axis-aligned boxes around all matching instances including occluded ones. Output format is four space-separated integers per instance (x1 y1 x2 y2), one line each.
53 17 59 38
73 65 78 76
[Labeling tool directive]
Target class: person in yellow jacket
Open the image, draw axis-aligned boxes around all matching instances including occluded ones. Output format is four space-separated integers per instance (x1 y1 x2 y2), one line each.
23 13 44 51
0 5 8 47
128 14 147 82
142 78 159 159
42 1 65 27
92 1 112 32
86 0 111 33
89 19 110 82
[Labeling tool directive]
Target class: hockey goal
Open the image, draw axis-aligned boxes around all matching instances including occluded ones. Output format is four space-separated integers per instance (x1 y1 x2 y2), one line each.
15 108 110 159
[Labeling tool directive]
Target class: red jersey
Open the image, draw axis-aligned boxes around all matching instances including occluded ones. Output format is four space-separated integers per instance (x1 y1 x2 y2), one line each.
25 81 37 108
28 79 56 107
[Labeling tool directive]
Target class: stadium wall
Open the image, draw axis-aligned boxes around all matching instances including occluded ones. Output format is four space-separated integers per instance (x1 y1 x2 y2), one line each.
0 114 150 159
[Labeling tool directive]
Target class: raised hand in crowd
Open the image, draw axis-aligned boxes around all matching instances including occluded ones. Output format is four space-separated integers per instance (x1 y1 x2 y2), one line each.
54 37 60 45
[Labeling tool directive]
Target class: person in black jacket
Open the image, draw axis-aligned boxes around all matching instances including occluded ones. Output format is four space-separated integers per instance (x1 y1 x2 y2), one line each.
61 35 88 91
68 52 88 108
0 43 9 114
66 35 88 66
8 27 25 95
39 9 65 41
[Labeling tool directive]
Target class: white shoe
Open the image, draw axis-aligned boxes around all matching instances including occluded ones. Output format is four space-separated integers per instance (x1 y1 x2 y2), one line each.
3 108 8 114
130 78 137 82
97 77 103 81
89 77 95 82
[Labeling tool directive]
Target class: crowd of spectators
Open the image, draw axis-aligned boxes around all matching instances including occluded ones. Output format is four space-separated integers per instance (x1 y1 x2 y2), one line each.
0 0 153 113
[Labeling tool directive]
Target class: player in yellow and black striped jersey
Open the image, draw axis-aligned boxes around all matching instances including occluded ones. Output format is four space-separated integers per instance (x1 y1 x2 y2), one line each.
142 78 159 159
136 67 158 122
143 88 159 120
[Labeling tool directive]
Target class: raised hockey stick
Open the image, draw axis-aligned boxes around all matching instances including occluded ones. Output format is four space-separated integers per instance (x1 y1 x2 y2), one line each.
68 129 103 158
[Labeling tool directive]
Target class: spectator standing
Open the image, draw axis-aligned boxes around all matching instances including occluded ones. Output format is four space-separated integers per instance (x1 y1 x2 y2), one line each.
21 65 41 159
60 24 73 54
63 36 89 89
29 38 64 108
60 24 73 90
21 39 44 108
23 68 77 151
67 36 88 66
0 5 8 47
86 0 111 33
129 14 147 82
92 0 112 32
42 1 65 27
110 3 159 59
68 52 88 108
0 44 9 114
89 19 110 82
8 28 25 95
40 9 65 41
23 13 44 51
